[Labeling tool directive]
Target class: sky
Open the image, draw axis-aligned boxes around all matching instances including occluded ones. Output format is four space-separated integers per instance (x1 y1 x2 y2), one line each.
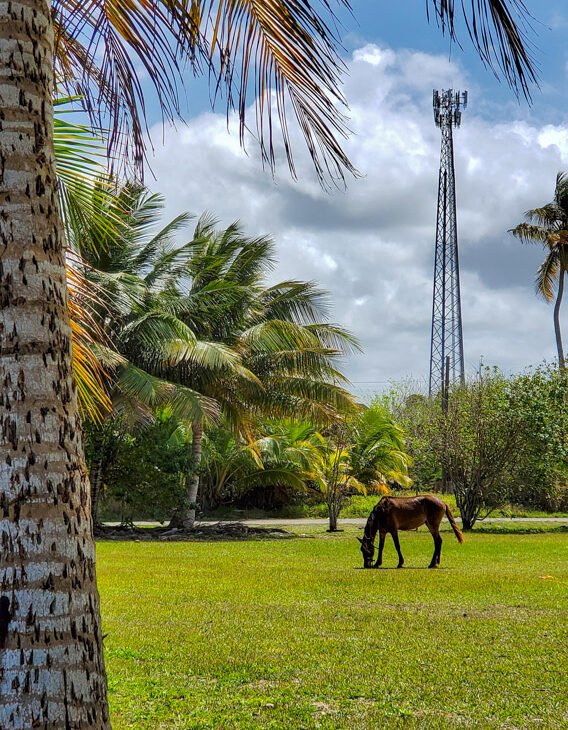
142 1 568 397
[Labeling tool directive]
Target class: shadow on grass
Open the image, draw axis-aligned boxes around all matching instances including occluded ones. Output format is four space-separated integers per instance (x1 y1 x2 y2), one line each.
471 525 568 535
354 566 454 571
95 523 301 542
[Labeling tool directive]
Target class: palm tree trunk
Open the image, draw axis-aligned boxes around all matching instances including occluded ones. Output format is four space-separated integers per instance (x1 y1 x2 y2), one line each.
90 457 105 532
327 506 339 532
554 265 566 374
181 420 203 530
0 3 110 727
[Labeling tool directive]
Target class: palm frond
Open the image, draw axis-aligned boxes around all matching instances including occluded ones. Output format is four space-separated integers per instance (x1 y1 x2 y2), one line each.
66 257 112 422
304 323 361 354
54 99 125 249
53 0 206 174
429 0 537 99
201 0 357 183
120 311 198 352
116 364 219 422
239 468 308 491
536 252 560 301
241 320 321 354
261 280 331 323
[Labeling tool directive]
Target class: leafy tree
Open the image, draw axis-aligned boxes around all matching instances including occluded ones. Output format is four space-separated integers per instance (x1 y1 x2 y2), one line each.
349 400 413 490
90 411 193 525
382 386 445 491
199 420 324 512
511 171 568 373
68 181 229 525
316 424 367 532
505 364 568 509
429 370 523 529
159 215 360 528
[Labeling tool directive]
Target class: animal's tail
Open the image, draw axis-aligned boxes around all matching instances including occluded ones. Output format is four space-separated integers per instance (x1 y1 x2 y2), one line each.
445 505 465 544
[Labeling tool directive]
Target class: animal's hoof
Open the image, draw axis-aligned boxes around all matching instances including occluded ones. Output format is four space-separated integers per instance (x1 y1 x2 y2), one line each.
373 563 382 569
428 564 437 569
397 564 404 569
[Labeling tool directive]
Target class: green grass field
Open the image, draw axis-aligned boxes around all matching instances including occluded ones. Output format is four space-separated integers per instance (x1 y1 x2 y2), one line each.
98 526 568 729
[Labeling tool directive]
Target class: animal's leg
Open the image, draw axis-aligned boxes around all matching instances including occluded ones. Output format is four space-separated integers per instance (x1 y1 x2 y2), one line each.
426 522 442 568
374 531 386 568
392 530 404 568
428 534 442 568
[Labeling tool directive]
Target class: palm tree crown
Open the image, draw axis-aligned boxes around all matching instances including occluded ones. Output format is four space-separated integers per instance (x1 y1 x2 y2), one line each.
511 171 568 373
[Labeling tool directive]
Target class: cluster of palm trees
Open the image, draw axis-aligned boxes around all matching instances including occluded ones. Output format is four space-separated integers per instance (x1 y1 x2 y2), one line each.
66 176 415 531
68 179 360 525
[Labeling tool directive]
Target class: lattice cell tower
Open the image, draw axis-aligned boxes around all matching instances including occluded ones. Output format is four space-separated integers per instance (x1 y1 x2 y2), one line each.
429 89 467 397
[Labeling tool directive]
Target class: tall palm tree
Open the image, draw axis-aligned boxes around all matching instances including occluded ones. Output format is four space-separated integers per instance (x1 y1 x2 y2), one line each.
0 5 111 726
0 0 537 725
68 181 245 524
158 215 360 528
511 172 568 373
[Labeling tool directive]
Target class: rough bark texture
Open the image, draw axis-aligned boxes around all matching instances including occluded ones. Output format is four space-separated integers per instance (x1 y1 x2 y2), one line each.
327 506 339 532
0 1 110 727
89 457 104 531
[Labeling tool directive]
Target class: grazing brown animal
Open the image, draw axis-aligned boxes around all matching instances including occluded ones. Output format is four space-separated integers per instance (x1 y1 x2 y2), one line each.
357 495 464 569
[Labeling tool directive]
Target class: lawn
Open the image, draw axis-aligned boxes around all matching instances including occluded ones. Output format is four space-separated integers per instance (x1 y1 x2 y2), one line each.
98 526 568 729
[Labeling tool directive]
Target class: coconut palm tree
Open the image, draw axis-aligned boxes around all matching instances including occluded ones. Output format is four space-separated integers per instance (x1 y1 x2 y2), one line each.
155 215 360 528
0 0 537 725
68 181 250 525
0 6 111 726
511 172 568 374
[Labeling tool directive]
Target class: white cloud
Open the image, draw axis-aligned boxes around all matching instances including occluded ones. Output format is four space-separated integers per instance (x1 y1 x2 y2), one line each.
147 44 568 392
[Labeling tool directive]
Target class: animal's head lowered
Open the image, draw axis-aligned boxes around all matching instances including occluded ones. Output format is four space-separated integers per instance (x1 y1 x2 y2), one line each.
357 536 375 568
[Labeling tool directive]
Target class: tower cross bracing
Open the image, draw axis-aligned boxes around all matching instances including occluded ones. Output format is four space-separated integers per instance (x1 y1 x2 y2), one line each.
429 89 467 396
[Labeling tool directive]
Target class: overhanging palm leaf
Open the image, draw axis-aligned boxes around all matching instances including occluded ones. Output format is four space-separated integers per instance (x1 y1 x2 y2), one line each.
260 280 331 323
53 1 537 183
536 253 560 302
430 0 537 98
53 103 119 421
66 263 112 422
